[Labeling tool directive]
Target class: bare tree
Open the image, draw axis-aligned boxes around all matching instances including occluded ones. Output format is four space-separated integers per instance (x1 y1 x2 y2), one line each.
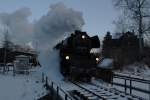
113 0 150 53
113 15 132 38
3 30 14 49
2 29 14 73
113 16 128 33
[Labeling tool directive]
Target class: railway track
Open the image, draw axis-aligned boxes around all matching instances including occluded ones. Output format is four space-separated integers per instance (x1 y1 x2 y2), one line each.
69 82 144 100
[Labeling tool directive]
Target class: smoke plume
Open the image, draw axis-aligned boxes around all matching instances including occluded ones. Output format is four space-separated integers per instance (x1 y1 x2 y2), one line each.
0 7 33 44
35 3 84 81
38 50 64 82
34 2 84 50
0 3 85 81
0 3 84 49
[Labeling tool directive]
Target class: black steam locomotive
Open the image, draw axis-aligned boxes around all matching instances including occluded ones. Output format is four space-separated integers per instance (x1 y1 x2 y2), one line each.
55 30 112 82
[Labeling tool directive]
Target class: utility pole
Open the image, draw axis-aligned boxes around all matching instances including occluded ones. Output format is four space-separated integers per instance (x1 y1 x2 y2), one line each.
3 29 10 73
3 30 9 73
138 1 143 58
139 18 143 57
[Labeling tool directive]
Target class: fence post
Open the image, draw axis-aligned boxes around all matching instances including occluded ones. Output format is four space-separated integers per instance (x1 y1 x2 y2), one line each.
129 80 132 95
42 73 44 83
50 81 54 99
51 82 53 89
65 94 68 100
3 65 6 74
57 86 59 98
149 83 150 100
111 73 114 86
46 76 48 86
13 67 15 76
125 79 127 94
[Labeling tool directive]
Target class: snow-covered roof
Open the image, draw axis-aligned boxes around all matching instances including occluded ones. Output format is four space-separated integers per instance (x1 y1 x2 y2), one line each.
98 58 113 69
90 48 101 54
16 55 28 58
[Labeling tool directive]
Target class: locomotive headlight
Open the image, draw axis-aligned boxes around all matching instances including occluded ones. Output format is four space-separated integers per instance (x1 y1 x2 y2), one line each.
96 57 99 62
65 56 70 60
82 35 85 39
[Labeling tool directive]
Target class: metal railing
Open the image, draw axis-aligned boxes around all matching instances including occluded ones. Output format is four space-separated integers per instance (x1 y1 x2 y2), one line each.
112 73 150 99
42 73 74 100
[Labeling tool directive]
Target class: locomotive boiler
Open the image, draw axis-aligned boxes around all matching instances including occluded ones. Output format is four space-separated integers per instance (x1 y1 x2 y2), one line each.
55 30 102 81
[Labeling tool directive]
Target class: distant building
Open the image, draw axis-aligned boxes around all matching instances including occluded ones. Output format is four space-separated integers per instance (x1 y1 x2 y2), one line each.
0 44 39 67
102 31 142 69
14 55 30 73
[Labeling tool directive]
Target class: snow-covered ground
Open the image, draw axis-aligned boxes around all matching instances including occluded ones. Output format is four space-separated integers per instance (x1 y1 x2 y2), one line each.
113 63 150 100
0 71 47 100
37 50 150 99
115 63 150 80
113 78 150 100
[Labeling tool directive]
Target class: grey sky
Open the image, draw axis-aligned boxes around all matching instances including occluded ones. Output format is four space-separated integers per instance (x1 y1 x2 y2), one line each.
0 0 118 38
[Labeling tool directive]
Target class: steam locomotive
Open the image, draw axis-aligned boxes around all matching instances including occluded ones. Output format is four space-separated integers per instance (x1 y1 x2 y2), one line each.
55 30 112 82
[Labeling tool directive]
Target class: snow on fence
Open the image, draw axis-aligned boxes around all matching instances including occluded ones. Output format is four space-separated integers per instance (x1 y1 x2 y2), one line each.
112 73 150 100
42 73 74 100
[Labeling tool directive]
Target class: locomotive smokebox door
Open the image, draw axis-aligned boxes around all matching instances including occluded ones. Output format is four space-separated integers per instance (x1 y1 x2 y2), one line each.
91 36 100 48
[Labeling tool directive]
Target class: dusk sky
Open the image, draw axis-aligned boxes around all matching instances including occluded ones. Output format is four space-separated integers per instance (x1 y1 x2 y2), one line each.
0 0 119 39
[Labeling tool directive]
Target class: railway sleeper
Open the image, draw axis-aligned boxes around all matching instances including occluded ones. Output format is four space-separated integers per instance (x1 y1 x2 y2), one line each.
72 90 100 100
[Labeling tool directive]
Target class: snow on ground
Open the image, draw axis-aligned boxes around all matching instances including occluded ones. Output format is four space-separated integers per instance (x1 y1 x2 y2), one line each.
116 63 150 79
37 49 150 99
113 77 150 100
113 63 150 100
0 71 47 100
98 58 113 69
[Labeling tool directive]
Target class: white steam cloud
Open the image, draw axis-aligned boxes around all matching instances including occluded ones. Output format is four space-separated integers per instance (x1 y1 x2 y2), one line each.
38 50 64 82
0 7 33 44
34 2 84 81
0 3 84 49
0 3 85 81
34 2 84 50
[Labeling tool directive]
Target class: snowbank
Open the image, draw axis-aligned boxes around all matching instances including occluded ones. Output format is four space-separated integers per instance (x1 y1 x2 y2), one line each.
90 48 101 54
113 77 150 100
98 58 113 69
121 63 150 78
0 74 47 100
